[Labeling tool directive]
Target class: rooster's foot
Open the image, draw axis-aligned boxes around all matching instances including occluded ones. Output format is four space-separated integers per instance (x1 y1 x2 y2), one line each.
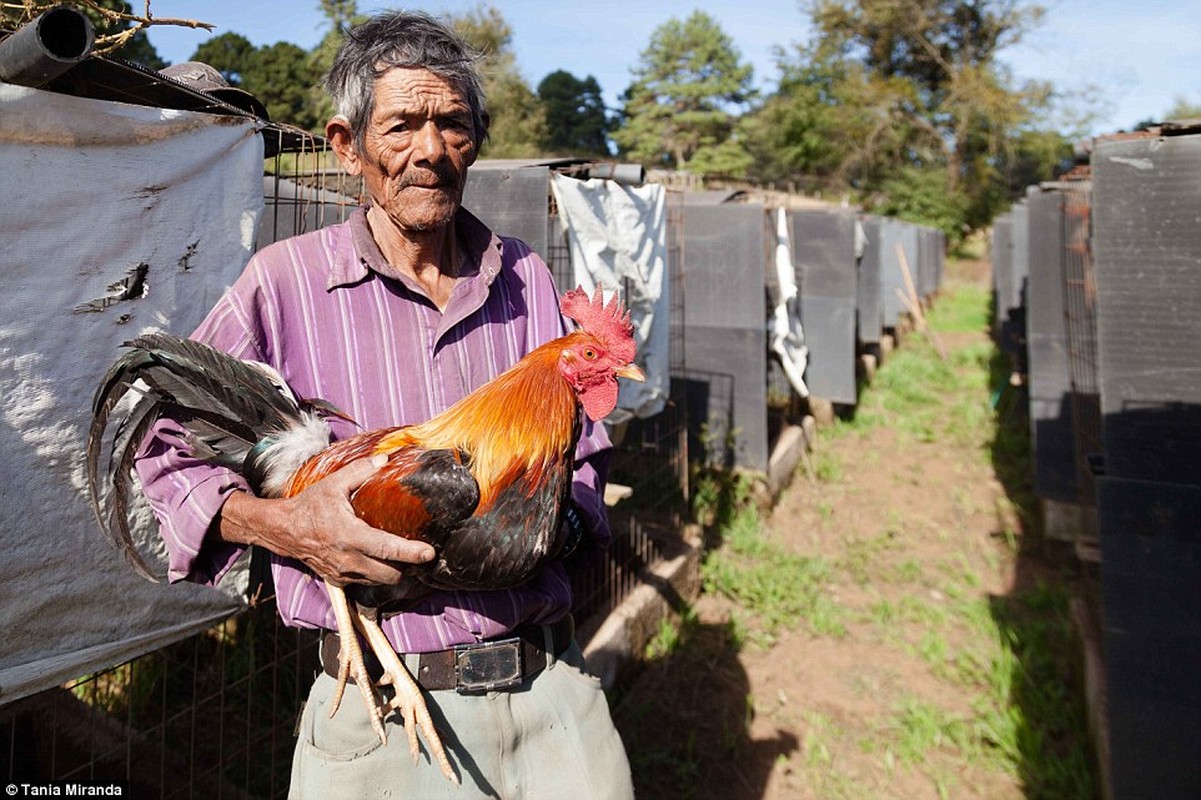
356 606 459 784
326 585 388 744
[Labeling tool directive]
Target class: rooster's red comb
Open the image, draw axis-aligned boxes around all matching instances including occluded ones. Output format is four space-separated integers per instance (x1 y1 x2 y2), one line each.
560 285 636 363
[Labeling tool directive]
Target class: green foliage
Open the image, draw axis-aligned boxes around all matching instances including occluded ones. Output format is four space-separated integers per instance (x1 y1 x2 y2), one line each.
20 0 1085 233
317 0 360 36
450 4 546 157
189 35 321 129
241 41 322 129
684 136 755 178
756 0 1076 236
872 166 968 241
613 11 754 175
537 69 610 155
1165 95 1201 121
738 55 851 189
306 0 369 126
190 32 256 84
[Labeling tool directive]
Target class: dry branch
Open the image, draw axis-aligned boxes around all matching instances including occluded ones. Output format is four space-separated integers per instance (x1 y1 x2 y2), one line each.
2 1 213 56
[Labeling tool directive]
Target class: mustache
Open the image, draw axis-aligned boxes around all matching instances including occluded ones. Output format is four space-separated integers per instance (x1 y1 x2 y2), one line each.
397 165 459 189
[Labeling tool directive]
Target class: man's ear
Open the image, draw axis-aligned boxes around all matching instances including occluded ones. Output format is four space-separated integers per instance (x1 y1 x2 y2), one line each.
326 115 361 176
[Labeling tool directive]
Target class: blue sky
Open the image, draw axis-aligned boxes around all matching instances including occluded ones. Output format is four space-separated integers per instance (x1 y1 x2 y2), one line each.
145 1 1201 137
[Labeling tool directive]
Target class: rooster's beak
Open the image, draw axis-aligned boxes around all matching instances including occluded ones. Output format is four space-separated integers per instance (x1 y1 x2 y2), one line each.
616 363 645 382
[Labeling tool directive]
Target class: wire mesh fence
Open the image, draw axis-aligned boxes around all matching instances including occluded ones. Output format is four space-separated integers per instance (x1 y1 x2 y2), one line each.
2 593 316 799
1060 176 1103 507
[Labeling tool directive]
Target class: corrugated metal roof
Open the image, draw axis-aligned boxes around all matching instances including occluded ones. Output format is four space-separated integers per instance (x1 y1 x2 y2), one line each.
681 189 747 205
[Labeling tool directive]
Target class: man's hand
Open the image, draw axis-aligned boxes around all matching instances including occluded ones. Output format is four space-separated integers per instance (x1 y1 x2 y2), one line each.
216 455 435 586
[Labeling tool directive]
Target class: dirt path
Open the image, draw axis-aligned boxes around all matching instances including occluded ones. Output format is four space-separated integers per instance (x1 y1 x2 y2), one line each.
612 258 1096 799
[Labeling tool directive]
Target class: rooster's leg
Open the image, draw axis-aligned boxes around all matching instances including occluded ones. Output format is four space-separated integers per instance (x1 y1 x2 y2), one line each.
325 584 389 744
354 605 459 784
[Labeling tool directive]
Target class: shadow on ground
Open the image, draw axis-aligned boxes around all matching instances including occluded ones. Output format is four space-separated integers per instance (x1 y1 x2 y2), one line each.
611 611 798 800
986 336 1101 800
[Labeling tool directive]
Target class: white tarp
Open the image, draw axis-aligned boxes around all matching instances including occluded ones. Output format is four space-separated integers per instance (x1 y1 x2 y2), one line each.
0 84 264 704
549 173 669 423
769 208 809 398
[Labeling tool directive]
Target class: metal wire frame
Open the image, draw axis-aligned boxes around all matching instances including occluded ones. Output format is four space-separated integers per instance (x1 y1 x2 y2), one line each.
570 513 668 637
1060 178 1103 507
259 130 363 245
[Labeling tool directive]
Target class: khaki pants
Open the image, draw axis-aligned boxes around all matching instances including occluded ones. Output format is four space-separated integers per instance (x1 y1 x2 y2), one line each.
289 642 634 799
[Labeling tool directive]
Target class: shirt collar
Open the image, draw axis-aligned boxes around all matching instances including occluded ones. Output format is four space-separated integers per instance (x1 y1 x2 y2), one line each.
328 205 506 292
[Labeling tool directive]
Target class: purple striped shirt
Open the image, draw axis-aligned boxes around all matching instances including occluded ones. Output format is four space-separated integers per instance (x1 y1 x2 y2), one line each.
134 206 611 652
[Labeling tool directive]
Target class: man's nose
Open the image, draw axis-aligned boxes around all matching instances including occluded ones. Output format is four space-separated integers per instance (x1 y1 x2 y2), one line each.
412 120 447 163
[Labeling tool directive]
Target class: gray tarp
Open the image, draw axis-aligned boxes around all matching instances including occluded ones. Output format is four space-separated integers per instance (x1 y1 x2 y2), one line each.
550 174 670 423
0 84 264 704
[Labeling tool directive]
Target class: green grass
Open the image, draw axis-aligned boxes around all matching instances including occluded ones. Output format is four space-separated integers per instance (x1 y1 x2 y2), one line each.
840 276 996 449
701 504 847 642
927 282 992 333
817 272 1096 798
621 261 1097 800
645 608 695 660
840 531 901 585
848 342 992 446
813 449 845 482
887 697 977 766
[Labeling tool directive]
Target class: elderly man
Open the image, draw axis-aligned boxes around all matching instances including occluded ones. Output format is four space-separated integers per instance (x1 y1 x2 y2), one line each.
134 10 634 800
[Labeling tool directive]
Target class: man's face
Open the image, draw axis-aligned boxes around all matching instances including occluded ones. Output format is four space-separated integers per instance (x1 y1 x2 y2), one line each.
353 67 478 232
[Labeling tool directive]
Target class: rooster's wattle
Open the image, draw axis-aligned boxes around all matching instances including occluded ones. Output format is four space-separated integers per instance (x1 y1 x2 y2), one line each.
87 286 643 783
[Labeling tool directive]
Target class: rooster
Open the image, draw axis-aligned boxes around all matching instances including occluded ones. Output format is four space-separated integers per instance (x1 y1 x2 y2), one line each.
87 286 643 783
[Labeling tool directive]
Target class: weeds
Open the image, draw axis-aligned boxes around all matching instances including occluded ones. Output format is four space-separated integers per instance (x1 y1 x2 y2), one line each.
702 521 847 643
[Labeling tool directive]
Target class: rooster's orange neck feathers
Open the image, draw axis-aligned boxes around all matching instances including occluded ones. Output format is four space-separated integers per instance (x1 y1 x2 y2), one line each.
374 337 579 509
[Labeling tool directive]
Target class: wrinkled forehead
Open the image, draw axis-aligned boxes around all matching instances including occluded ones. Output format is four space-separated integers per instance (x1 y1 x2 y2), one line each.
370 66 470 118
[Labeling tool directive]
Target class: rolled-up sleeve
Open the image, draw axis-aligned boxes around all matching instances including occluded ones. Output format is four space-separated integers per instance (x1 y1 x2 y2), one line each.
135 419 250 585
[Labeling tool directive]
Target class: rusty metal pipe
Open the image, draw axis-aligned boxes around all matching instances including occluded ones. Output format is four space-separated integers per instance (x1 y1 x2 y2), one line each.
0 5 95 88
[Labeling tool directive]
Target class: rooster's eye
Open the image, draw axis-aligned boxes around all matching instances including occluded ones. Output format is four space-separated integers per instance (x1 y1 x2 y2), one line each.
583 348 598 360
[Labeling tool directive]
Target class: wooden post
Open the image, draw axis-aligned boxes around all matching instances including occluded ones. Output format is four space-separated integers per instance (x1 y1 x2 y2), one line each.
896 244 947 360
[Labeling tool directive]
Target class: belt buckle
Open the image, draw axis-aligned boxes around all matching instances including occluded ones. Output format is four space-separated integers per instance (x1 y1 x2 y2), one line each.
454 637 523 694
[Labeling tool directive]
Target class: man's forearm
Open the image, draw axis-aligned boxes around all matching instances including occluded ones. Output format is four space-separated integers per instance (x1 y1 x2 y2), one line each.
211 459 436 586
214 490 281 548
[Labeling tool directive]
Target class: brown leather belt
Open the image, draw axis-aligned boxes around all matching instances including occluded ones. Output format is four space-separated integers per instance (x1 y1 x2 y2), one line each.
320 614 575 694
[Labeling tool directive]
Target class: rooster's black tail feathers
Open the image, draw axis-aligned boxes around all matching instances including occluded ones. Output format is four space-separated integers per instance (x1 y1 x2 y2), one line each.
86 332 333 580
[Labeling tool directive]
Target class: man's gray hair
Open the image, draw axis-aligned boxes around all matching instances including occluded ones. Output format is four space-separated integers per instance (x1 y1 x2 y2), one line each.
323 10 489 150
